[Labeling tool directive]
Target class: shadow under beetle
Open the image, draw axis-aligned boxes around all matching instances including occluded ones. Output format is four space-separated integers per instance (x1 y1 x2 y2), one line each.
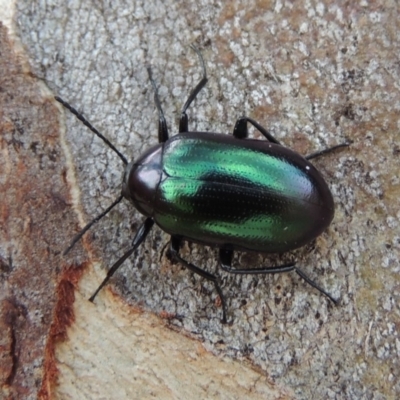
57 46 349 323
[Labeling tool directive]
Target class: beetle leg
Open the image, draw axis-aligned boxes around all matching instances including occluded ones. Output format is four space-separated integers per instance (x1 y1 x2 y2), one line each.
179 45 208 133
305 141 351 160
219 248 295 275
219 249 338 304
89 217 154 302
169 236 227 323
232 117 282 144
147 67 169 143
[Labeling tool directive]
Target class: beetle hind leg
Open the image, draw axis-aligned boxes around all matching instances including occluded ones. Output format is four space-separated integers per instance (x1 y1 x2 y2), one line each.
233 117 281 144
168 236 227 323
219 249 338 304
305 141 351 160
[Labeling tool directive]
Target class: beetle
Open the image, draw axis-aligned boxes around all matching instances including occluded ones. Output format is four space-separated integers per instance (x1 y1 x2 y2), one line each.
57 46 348 323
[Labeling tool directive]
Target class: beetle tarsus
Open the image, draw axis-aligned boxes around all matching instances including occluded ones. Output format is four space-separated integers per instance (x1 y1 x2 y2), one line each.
294 267 338 304
306 141 351 160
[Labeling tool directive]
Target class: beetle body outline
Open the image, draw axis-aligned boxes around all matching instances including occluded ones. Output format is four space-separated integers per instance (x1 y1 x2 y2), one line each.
57 46 348 323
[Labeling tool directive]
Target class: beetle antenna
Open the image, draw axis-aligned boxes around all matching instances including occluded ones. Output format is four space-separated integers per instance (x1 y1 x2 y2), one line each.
55 96 128 165
64 195 124 255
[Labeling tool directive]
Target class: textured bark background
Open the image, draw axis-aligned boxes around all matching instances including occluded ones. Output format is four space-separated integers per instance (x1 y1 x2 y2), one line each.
0 16 74 400
1 0 399 399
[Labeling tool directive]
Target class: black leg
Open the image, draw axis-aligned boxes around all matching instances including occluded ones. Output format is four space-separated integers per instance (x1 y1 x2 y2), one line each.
305 141 351 160
219 249 338 304
179 45 208 133
147 67 169 143
169 236 227 323
233 117 281 144
89 217 154 302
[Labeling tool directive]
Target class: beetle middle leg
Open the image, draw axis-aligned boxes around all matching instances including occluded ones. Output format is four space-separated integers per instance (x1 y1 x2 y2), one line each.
219 249 338 304
168 236 227 323
232 116 351 158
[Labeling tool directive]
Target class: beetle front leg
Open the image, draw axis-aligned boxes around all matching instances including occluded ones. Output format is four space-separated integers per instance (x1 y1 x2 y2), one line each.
147 67 169 143
168 236 227 323
179 45 208 133
89 217 154 302
219 249 338 304
233 117 281 144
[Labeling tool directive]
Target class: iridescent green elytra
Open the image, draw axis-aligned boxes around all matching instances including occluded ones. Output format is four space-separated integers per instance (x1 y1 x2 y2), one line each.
128 131 334 254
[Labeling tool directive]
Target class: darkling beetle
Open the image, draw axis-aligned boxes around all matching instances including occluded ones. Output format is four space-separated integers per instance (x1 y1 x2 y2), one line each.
57 46 349 323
